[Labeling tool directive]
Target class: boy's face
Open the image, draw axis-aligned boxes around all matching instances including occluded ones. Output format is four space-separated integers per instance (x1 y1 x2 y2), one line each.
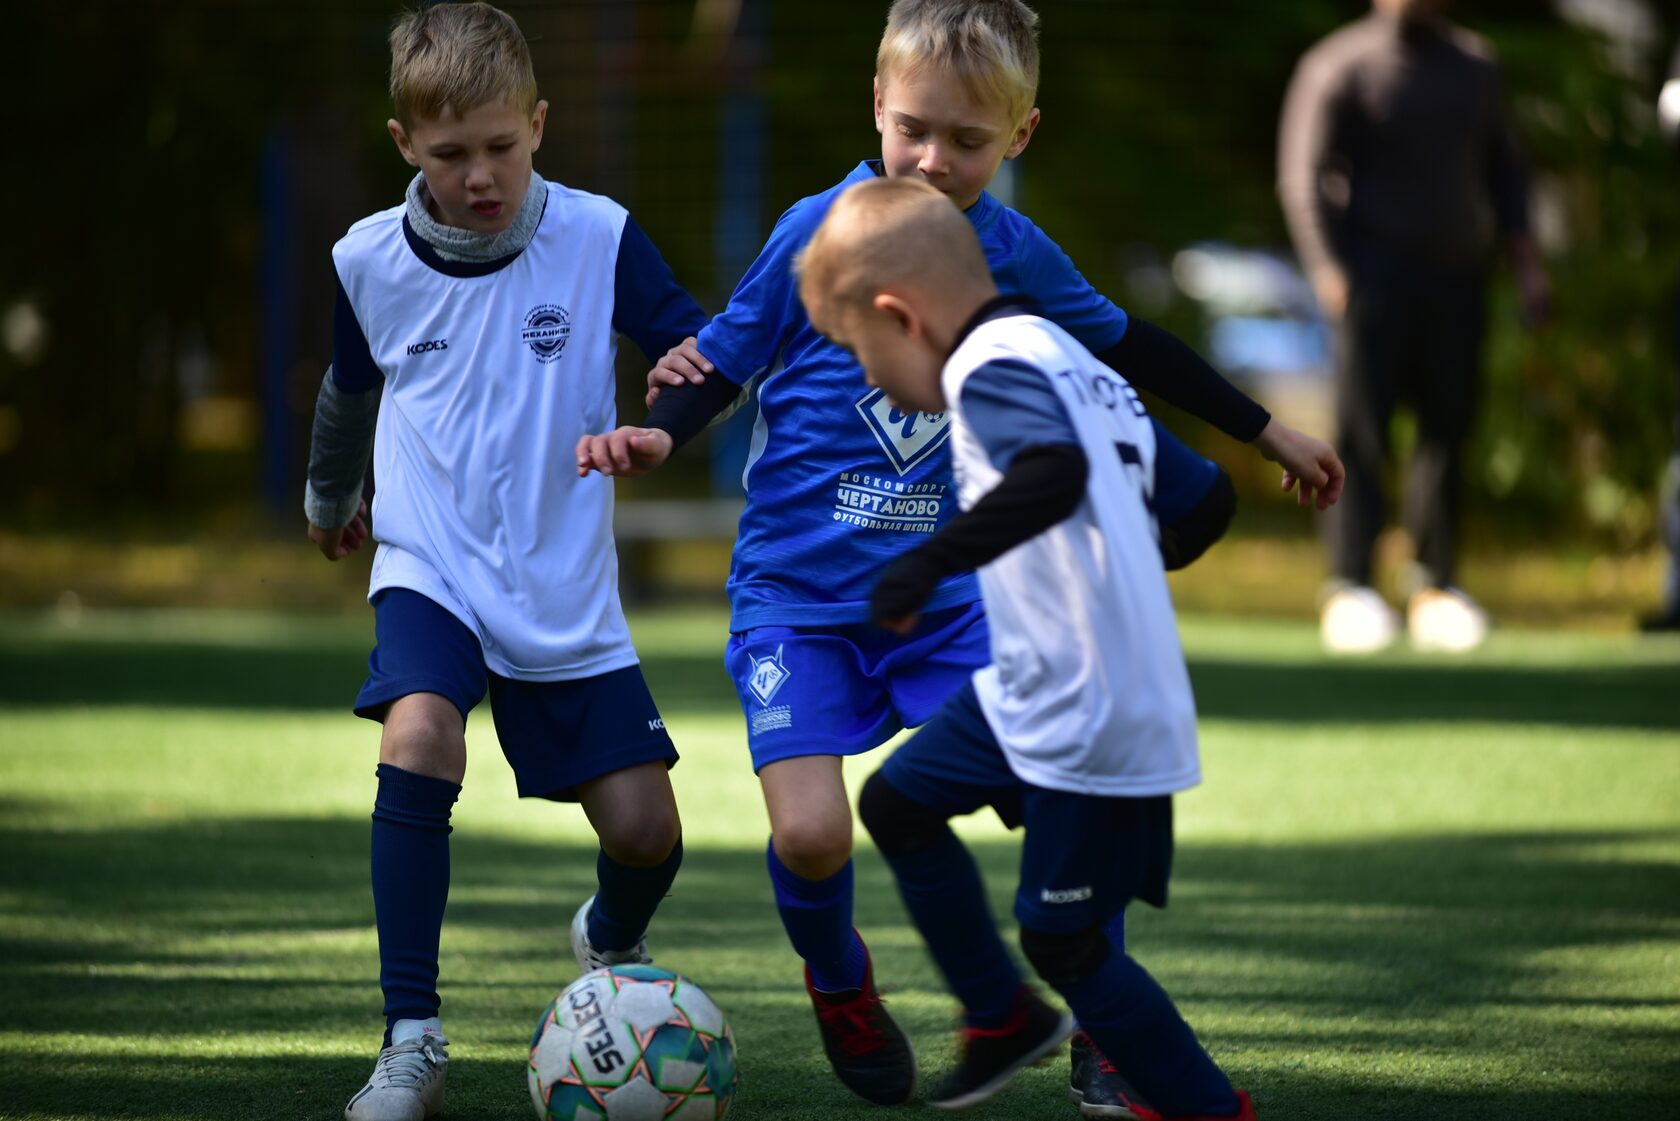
388 99 548 234
875 68 1039 211
811 295 947 416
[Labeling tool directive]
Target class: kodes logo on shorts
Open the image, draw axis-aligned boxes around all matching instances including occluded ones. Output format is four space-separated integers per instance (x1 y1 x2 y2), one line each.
1040 885 1094 905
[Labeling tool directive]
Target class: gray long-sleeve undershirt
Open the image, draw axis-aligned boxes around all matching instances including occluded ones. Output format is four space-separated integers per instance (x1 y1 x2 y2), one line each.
303 172 547 529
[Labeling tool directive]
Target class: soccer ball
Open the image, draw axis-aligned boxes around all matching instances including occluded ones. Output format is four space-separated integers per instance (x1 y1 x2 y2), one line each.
529 964 738 1121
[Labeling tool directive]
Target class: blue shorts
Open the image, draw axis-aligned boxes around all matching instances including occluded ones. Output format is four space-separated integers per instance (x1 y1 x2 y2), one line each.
354 589 677 802
724 601 989 771
880 683 1173 932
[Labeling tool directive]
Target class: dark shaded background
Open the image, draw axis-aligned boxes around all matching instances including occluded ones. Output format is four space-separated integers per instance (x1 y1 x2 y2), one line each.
3 0 1677 548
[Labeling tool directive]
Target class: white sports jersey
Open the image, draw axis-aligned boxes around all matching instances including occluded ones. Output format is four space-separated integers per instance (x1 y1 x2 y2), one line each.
333 182 634 681
946 315 1201 796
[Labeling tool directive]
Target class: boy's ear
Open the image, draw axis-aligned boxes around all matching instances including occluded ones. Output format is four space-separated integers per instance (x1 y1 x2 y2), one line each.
1004 107 1041 161
873 76 886 135
529 99 549 154
873 291 919 336
387 119 421 168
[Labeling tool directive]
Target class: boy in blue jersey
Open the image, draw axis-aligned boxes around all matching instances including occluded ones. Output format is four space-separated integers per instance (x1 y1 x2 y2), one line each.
804 175 1258 1121
303 6 707 1120
576 1 1339 1108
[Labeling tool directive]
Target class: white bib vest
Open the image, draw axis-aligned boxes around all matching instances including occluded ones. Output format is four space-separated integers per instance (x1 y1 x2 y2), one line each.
946 315 1201 796
333 182 635 680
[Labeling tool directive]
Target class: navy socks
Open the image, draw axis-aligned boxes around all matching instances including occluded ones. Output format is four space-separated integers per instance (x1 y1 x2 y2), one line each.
588 836 684 952
371 762 460 1039
1054 939 1239 1117
766 841 869 992
877 826 1022 1028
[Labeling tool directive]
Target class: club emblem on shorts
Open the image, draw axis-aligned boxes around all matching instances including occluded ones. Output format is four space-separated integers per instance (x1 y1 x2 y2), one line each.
745 644 792 707
856 388 950 476
522 304 572 362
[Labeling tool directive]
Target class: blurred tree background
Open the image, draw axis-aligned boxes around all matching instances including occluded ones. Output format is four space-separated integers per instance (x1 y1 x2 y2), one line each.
1 0 1677 600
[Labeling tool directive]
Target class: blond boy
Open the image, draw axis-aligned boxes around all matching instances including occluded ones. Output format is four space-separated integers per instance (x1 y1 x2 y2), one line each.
305 6 706 1119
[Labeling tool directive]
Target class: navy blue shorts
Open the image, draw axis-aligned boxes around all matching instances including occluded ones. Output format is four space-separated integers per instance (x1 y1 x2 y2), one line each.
354 589 677 802
880 682 1173 932
724 601 989 771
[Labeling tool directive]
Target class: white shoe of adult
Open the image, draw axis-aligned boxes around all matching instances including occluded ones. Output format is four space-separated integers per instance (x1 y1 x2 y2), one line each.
570 894 652 975
1408 587 1488 652
1320 585 1399 654
344 1019 448 1121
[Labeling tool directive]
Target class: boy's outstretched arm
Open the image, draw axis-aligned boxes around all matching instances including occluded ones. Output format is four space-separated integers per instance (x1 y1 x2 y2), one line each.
1099 318 1344 509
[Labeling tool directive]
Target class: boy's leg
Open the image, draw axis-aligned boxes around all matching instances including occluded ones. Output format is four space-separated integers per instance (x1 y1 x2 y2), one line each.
759 753 916 1106
347 588 487 1121
484 665 681 972
1016 791 1242 1119
574 759 683 964
374 694 467 1032
759 754 869 990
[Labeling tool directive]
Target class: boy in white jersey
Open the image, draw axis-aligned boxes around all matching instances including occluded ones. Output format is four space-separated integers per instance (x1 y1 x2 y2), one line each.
576 1 1338 1110
801 177 1259 1119
303 6 707 1120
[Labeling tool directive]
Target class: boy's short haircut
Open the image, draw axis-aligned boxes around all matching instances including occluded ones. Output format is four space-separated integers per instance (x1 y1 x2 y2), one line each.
389 2 539 127
797 178 989 322
876 0 1041 126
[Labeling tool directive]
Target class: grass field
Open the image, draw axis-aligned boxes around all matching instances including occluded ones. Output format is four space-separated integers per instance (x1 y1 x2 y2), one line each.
2 606 1678 1120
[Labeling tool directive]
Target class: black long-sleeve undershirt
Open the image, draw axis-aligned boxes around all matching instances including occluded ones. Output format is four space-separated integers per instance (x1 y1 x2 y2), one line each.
1096 318 1270 443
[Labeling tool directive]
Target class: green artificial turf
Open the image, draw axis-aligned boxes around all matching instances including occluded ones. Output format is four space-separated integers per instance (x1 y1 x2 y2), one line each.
1 608 1676 1120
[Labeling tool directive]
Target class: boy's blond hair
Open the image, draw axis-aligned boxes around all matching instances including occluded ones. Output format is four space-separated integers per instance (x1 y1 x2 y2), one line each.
876 0 1041 126
797 178 990 324
389 2 538 127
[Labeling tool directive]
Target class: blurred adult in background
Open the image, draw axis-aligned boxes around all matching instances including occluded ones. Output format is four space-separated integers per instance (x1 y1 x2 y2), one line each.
1645 41 1680 633
1278 0 1550 653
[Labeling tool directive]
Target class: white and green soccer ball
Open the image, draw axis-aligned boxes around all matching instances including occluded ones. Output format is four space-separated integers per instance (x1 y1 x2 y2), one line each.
529 964 737 1121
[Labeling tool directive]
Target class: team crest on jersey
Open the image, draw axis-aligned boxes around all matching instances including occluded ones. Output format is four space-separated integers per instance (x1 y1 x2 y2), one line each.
521 304 572 363
745 643 792 707
855 388 950 476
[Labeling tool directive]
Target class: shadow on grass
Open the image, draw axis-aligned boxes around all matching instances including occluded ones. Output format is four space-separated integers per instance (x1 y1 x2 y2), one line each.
3 811 1677 1119
4 627 1679 731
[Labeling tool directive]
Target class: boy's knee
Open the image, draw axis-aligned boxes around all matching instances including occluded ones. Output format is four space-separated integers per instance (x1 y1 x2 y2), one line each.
858 769 951 857
380 694 467 783
1019 924 1110 991
771 817 852 880
600 813 681 868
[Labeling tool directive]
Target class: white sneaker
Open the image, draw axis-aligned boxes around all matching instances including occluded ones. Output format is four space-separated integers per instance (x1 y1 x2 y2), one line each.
570 894 652 974
1320 585 1399 654
344 1019 448 1121
1408 587 1488 652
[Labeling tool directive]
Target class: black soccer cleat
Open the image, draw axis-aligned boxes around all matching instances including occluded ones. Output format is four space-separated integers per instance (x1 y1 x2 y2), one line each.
1068 1028 1153 1119
927 987 1073 1111
805 955 918 1106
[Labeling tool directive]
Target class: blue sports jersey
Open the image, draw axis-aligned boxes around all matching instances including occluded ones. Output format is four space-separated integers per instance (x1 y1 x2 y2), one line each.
698 161 1131 630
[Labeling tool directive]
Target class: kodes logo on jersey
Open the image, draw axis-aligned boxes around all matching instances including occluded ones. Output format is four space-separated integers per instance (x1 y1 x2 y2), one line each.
856 388 950 476
521 304 572 363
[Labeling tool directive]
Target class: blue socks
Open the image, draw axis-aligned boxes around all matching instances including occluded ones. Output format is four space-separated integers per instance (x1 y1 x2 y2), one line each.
1053 937 1239 1118
371 763 460 1040
766 841 869 992
876 826 1022 1028
588 836 684 952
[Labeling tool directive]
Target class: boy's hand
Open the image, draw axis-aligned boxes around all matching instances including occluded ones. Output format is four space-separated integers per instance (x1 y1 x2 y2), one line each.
871 550 939 635
645 336 715 408
309 500 370 561
575 427 674 477
1253 419 1345 510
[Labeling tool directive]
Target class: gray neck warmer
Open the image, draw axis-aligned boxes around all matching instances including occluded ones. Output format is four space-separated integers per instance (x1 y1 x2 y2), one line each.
405 170 546 262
